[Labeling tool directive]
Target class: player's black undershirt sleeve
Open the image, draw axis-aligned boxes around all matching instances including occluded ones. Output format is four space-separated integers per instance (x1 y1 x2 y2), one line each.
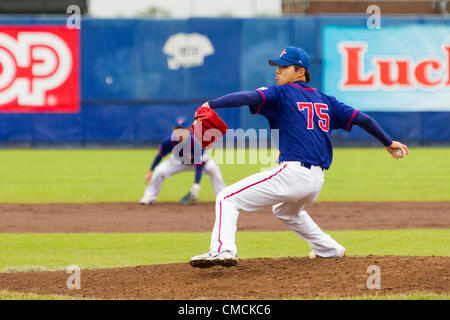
208 91 262 108
353 112 393 146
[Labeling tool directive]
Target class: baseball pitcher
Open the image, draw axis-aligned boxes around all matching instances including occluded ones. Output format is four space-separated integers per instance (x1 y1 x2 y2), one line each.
139 117 226 205
190 46 408 267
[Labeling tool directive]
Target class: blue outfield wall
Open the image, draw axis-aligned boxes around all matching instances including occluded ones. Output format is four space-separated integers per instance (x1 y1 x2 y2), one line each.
0 15 449 146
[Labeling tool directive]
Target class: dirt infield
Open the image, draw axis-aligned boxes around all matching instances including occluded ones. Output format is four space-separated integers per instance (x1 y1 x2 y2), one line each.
1 201 449 233
0 256 448 299
1 202 449 299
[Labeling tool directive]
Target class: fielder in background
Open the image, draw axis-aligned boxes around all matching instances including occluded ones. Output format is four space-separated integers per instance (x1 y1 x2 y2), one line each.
140 117 226 205
190 46 408 268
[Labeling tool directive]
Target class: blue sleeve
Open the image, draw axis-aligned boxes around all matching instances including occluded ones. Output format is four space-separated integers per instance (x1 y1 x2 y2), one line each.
247 86 281 120
208 90 262 109
208 87 281 120
328 95 359 131
150 155 162 171
159 137 174 156
150 138 173 170
353 112 393 146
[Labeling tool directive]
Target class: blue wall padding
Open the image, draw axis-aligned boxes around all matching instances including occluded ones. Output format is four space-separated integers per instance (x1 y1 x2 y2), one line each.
0 16 448 144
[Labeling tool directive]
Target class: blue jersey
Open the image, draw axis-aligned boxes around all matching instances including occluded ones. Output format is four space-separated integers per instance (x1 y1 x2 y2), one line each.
248 80 358 169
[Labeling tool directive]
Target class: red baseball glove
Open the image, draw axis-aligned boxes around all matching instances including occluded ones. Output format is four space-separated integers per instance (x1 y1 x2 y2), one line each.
192 106 228 150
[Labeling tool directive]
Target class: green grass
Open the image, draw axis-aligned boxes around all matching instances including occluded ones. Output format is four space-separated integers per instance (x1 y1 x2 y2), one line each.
0 290 87 300
0 229 448 272
320 147 450 201
0 290 447 300
305 292 450 300
0 148 448 203
1 290 447 300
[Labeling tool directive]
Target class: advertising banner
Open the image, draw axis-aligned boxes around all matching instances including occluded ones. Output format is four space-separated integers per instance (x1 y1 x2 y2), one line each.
323 25 450 111
0 26 79 113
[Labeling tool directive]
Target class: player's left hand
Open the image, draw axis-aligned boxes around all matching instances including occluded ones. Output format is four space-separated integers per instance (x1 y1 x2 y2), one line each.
386 141 408 159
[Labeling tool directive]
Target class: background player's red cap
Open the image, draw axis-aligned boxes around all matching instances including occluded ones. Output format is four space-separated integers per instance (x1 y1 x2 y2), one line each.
269 46 311 70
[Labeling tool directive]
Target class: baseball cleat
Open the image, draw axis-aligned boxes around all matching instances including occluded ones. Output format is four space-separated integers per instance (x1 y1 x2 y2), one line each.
139 199 153 205
190 250 238 268
308 248 346 259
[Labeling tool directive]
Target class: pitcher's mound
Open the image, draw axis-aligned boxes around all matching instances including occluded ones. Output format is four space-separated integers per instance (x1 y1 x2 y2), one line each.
0 256 448 299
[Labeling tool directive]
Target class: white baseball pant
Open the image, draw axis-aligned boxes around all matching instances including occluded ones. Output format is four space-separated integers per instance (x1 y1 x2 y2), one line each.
210 161 345 258
140 157 226 203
